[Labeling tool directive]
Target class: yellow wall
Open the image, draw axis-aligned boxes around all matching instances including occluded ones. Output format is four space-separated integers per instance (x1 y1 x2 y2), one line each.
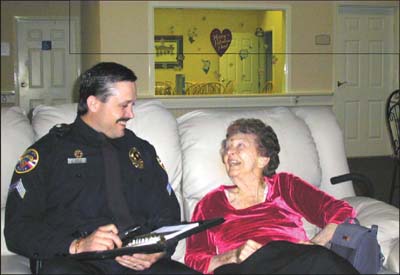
261 10 285 93
154 9 266 89
79 1 338 95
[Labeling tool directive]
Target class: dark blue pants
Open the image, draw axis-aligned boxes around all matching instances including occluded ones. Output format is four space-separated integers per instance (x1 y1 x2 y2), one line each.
38 257 199 274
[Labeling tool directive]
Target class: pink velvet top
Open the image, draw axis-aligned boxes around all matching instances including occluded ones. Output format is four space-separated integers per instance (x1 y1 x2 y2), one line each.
184 172 356 274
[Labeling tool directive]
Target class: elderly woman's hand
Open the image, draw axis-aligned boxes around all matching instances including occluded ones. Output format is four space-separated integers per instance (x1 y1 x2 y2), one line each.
233 239 263 263
208 240 262 273
310 223 338 246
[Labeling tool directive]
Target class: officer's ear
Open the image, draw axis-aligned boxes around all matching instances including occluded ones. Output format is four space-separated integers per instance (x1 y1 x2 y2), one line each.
87 95 100 113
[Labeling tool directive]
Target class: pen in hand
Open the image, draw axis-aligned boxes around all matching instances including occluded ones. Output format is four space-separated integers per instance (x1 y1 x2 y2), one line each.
120 225 142 246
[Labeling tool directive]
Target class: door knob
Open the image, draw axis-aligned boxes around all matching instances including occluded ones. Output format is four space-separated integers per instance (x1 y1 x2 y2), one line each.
21 82 27 88
337 81 348 87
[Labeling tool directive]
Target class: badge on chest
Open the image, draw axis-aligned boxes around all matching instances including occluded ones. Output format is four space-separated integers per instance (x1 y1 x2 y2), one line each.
67 149 87 164
129 147 144 169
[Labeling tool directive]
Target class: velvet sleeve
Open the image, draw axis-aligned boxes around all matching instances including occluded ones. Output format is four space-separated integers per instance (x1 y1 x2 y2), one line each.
279 174 356 228
185 199 217 274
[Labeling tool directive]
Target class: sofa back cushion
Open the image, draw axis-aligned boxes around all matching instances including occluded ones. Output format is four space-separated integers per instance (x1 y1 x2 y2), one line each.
31 103 77 140
177 107 322 221
1 107 35 208
291 107 355 198
31 100 184 217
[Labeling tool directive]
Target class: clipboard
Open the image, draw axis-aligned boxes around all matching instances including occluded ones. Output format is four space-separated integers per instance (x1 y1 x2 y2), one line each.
67 217 224 260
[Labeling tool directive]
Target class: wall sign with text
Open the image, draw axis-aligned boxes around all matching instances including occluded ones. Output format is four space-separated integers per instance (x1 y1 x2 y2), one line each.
155 35 183 69
210 28 232 57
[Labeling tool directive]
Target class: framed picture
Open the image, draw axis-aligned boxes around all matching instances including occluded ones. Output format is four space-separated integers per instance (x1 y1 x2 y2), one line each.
155 35 183 69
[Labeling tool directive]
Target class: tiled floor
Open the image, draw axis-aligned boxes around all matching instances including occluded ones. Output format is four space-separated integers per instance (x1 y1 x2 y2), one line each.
347 156 399 208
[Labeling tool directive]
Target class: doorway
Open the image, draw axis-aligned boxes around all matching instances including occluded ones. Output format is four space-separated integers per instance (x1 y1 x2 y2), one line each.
264 30 273 92
16 18 80 113
334 6 397 157
219 32 261 94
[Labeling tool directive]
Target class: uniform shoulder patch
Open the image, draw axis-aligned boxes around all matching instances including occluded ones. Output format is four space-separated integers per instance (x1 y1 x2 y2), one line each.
15 148 39 174
50 123 71 137
156 155 166 171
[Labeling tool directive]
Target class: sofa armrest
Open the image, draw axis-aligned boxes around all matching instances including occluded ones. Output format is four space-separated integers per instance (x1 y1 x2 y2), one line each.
344 196 399 273
387 239 399 273
331 173 375 198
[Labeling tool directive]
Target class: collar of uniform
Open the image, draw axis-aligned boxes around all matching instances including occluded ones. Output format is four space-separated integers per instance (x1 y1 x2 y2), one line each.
74 116 107 146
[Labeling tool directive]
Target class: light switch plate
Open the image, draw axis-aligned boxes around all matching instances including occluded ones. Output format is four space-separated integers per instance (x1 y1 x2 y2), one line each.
1 42 10 56
315 34 331 45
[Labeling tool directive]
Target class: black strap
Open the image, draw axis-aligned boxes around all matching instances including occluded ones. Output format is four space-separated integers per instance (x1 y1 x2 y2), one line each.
102 141 133 234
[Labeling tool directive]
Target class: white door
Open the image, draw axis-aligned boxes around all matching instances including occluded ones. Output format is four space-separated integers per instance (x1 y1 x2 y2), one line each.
17 19 80 113
220 33 261 94
334 6 396 157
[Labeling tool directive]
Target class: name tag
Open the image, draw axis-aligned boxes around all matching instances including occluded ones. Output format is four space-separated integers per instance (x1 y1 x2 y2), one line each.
67 158 87 164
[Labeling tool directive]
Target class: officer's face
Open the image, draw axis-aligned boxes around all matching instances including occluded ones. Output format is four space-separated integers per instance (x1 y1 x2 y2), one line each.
94 81 137 138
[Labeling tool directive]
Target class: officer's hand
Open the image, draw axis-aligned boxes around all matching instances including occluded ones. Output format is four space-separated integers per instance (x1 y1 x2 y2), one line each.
115 252 165 271
70 224 122 254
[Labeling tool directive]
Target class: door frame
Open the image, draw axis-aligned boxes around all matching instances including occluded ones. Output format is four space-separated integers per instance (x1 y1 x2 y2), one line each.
332 2 399 157
263 26 275 92
14 16 81 107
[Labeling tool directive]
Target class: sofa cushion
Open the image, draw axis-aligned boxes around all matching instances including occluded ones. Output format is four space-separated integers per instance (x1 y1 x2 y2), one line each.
387 240 399 273
31 103 77 140
125 100 183 216
1 208 10 255
1 107 35 208
1 254 30 274
177 107 322 220
30 100 184 217
345 196 400 270
292 107 355 198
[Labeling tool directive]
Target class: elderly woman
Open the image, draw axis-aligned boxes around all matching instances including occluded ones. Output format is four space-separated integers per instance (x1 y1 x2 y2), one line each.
185 118 358 274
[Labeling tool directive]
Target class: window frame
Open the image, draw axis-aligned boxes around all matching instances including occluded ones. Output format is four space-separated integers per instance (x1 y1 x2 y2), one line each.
147 1 293 107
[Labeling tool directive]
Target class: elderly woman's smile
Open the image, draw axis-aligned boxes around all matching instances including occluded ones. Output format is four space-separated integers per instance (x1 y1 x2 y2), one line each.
223 133 267 179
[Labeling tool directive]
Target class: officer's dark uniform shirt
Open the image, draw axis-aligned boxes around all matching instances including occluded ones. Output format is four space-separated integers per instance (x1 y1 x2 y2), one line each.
4 116 180 260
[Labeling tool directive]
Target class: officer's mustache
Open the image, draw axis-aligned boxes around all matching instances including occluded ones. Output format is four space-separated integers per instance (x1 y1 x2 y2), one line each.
116 118 130 124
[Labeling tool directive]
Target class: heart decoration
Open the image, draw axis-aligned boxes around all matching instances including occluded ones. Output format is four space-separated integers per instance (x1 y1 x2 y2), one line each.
210 28 232 57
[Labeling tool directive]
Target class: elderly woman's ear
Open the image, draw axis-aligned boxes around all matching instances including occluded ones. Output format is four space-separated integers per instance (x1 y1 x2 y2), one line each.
257 156 270 168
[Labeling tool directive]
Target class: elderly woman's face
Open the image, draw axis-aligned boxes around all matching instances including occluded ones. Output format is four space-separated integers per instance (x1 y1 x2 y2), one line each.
223 133 269 178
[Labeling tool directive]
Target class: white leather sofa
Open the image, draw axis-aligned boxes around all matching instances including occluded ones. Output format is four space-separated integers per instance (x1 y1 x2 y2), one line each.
1 101 399 274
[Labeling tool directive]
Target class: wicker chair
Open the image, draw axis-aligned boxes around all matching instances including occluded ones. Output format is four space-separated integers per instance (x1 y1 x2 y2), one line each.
186 82 225 95
385 89 399 203
155 81 173 95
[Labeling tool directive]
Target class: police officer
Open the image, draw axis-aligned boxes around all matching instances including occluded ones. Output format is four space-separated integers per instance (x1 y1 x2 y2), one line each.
4 62 198 274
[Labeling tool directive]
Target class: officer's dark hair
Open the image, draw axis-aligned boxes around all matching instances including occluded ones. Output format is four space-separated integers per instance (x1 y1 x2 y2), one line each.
220 118 280 177
77 62 137 116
